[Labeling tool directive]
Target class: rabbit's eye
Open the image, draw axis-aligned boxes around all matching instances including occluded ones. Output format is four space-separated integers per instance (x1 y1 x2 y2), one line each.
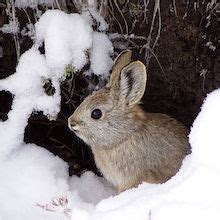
91 109 102 119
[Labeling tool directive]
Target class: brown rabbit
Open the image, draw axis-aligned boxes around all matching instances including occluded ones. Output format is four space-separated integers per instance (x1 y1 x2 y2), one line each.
68 50 190 192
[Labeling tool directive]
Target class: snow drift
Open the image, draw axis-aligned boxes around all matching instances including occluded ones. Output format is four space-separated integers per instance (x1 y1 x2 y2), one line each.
0 9 220 220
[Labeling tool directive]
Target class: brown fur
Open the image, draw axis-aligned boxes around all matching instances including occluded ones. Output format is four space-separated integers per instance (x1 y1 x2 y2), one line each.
68 50 190 192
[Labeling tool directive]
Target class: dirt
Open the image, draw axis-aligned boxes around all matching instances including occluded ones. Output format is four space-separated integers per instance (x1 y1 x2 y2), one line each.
143 0 220 127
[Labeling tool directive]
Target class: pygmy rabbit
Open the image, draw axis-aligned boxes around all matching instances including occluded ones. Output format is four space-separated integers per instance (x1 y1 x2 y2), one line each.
68 50 190 192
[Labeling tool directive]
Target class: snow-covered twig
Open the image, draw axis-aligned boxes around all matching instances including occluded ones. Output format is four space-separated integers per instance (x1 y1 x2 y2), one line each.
36 196 72 218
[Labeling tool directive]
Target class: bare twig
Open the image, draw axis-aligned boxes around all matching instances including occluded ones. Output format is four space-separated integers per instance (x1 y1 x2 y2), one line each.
152 0 161 51
10 0 20 61
108 0 123 34
173 0 178 16
142 0 162 65
55 0 62 10
23 8 32 23
113 0 129 34
141 0 149 26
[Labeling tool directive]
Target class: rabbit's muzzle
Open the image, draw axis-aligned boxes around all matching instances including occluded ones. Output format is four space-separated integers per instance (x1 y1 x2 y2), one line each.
68 117 79 132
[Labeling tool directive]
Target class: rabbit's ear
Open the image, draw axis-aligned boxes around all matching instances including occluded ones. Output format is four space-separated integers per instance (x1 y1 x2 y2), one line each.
109 50 132 86
119 61 147 105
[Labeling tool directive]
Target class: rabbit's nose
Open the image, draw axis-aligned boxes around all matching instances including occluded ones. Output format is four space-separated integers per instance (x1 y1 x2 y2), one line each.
68 117 77 128
69 120 77 127
68 117 78 131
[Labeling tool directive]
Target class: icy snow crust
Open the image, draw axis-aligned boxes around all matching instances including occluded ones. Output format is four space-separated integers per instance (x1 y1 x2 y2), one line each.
0 9 220 220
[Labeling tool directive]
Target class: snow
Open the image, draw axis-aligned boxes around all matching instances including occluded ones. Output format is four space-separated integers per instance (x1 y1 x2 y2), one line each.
85 0 109 31
189 89 220 169
69 172 116 205
21 23 35 39
35 10 93 76
34 10 112 78
206 41 216 51
90 32 113 78
1 7 220 220
0 20 19 34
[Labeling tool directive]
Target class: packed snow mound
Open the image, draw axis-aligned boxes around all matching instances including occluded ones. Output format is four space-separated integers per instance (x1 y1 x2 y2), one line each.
0 8 220 220
0 48 61 158
35 10 113 77
35 10 93 75
189 89 220 170
90 32 113 79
